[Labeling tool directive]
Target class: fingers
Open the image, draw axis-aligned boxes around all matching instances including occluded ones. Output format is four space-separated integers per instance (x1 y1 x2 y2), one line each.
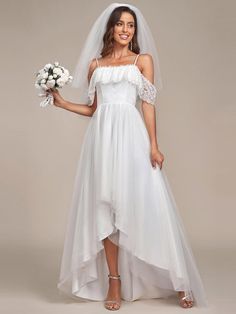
152 161 162 169
152 160 163 170
151 159 157 168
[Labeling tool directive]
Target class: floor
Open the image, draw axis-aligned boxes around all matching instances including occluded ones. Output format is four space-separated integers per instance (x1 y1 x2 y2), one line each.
1 246 236 314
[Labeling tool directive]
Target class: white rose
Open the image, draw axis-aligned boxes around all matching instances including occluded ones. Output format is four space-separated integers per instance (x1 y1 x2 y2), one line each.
48 75 53 80
35 83 41 89
54 61 59 66
68 75 73 82
57 78 65 87
44 63 52 70
40 83 47 90
43 72 48 79
61 74 69 83
53 68 63 76
53 73 57 78
46 79 56 88
41 78 46 84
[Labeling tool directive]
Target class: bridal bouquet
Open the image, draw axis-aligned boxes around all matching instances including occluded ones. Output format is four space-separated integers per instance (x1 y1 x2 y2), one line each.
35 61 73 107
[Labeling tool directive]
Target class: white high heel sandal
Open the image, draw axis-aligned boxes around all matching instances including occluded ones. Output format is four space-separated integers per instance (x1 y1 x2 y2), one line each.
178 291 194 308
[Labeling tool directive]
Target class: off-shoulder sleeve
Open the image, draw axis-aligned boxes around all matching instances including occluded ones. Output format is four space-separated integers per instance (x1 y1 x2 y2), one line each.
86 61 97 106
87 76 96 106
138 73 157 106
87 86 95 106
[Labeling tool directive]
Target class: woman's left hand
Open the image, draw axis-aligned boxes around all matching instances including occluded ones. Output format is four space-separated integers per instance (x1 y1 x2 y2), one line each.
150 147 164 169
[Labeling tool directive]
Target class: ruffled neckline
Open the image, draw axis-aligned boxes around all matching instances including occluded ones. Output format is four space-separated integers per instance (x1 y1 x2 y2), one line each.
90 63 141 82
87 63 157 106
88 64 142 96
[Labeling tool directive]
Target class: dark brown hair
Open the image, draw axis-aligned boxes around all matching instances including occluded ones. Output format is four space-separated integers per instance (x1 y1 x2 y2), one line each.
100 6 140 57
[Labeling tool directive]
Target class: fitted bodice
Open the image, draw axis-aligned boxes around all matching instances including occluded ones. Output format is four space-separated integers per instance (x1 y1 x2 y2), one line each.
95 68 138 105
87 64 157 107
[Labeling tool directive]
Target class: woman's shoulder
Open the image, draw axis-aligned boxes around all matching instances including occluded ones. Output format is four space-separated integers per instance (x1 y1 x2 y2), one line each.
89 58 99 69
87 58 99 81
136 53 155 83
136 53 153 69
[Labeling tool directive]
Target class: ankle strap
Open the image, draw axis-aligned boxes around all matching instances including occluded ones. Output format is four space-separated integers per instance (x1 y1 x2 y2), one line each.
108 274 120 279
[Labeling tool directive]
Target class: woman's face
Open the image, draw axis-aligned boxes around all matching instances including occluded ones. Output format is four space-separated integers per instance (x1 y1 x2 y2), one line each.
113 12 135 47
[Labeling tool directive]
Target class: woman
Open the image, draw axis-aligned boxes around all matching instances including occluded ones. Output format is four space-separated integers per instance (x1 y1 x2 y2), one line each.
48 3 208 311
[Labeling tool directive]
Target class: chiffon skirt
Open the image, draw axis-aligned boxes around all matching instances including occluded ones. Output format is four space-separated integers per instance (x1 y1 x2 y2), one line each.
57 102 208 307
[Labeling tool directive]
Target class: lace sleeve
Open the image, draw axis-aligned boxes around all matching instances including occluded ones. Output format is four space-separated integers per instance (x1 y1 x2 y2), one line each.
87 88 95 106
138 74 157 106
87 77 96 106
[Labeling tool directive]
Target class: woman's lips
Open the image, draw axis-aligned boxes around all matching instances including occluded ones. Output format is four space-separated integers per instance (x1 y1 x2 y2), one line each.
119 35 129 40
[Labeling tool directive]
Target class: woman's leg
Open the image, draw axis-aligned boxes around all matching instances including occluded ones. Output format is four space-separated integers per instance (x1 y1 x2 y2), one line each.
103 237 121 310
103 237 193 309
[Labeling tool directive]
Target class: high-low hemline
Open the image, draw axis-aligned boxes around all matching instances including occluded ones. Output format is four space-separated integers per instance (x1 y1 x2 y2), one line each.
57 63 209 308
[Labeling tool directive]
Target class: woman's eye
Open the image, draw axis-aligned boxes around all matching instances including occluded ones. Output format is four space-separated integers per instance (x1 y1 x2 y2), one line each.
116 22 134 27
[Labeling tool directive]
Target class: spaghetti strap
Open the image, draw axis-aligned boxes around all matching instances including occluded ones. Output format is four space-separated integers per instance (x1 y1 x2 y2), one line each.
95 58 99 67
133 54 140 65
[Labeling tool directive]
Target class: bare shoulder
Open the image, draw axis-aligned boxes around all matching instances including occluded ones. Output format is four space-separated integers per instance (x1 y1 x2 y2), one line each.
137 53 154 83
138 53 154 67
87 58 98 82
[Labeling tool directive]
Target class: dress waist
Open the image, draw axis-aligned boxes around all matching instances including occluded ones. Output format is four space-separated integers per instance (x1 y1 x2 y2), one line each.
98 101 135 107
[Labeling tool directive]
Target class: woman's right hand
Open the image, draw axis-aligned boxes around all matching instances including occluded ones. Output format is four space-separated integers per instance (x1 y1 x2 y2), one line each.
47 88 66 108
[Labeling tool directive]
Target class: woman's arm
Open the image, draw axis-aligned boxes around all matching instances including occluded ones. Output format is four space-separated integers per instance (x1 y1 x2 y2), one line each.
142 103 158 150
48 59 98 117
140 54 159 149
49 88 97 117
64 99 97 117
139 54 164 169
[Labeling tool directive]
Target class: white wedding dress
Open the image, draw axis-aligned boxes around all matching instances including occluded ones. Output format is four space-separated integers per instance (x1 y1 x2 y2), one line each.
57 54 208 307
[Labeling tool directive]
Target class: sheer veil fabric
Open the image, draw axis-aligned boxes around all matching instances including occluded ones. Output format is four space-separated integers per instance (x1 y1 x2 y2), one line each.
71 2 163 105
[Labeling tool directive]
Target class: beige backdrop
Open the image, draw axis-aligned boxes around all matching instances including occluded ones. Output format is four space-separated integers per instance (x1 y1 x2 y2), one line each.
1 0 236 313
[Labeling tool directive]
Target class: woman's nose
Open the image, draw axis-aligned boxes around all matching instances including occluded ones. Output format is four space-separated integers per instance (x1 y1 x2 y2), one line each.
122 24 128 32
